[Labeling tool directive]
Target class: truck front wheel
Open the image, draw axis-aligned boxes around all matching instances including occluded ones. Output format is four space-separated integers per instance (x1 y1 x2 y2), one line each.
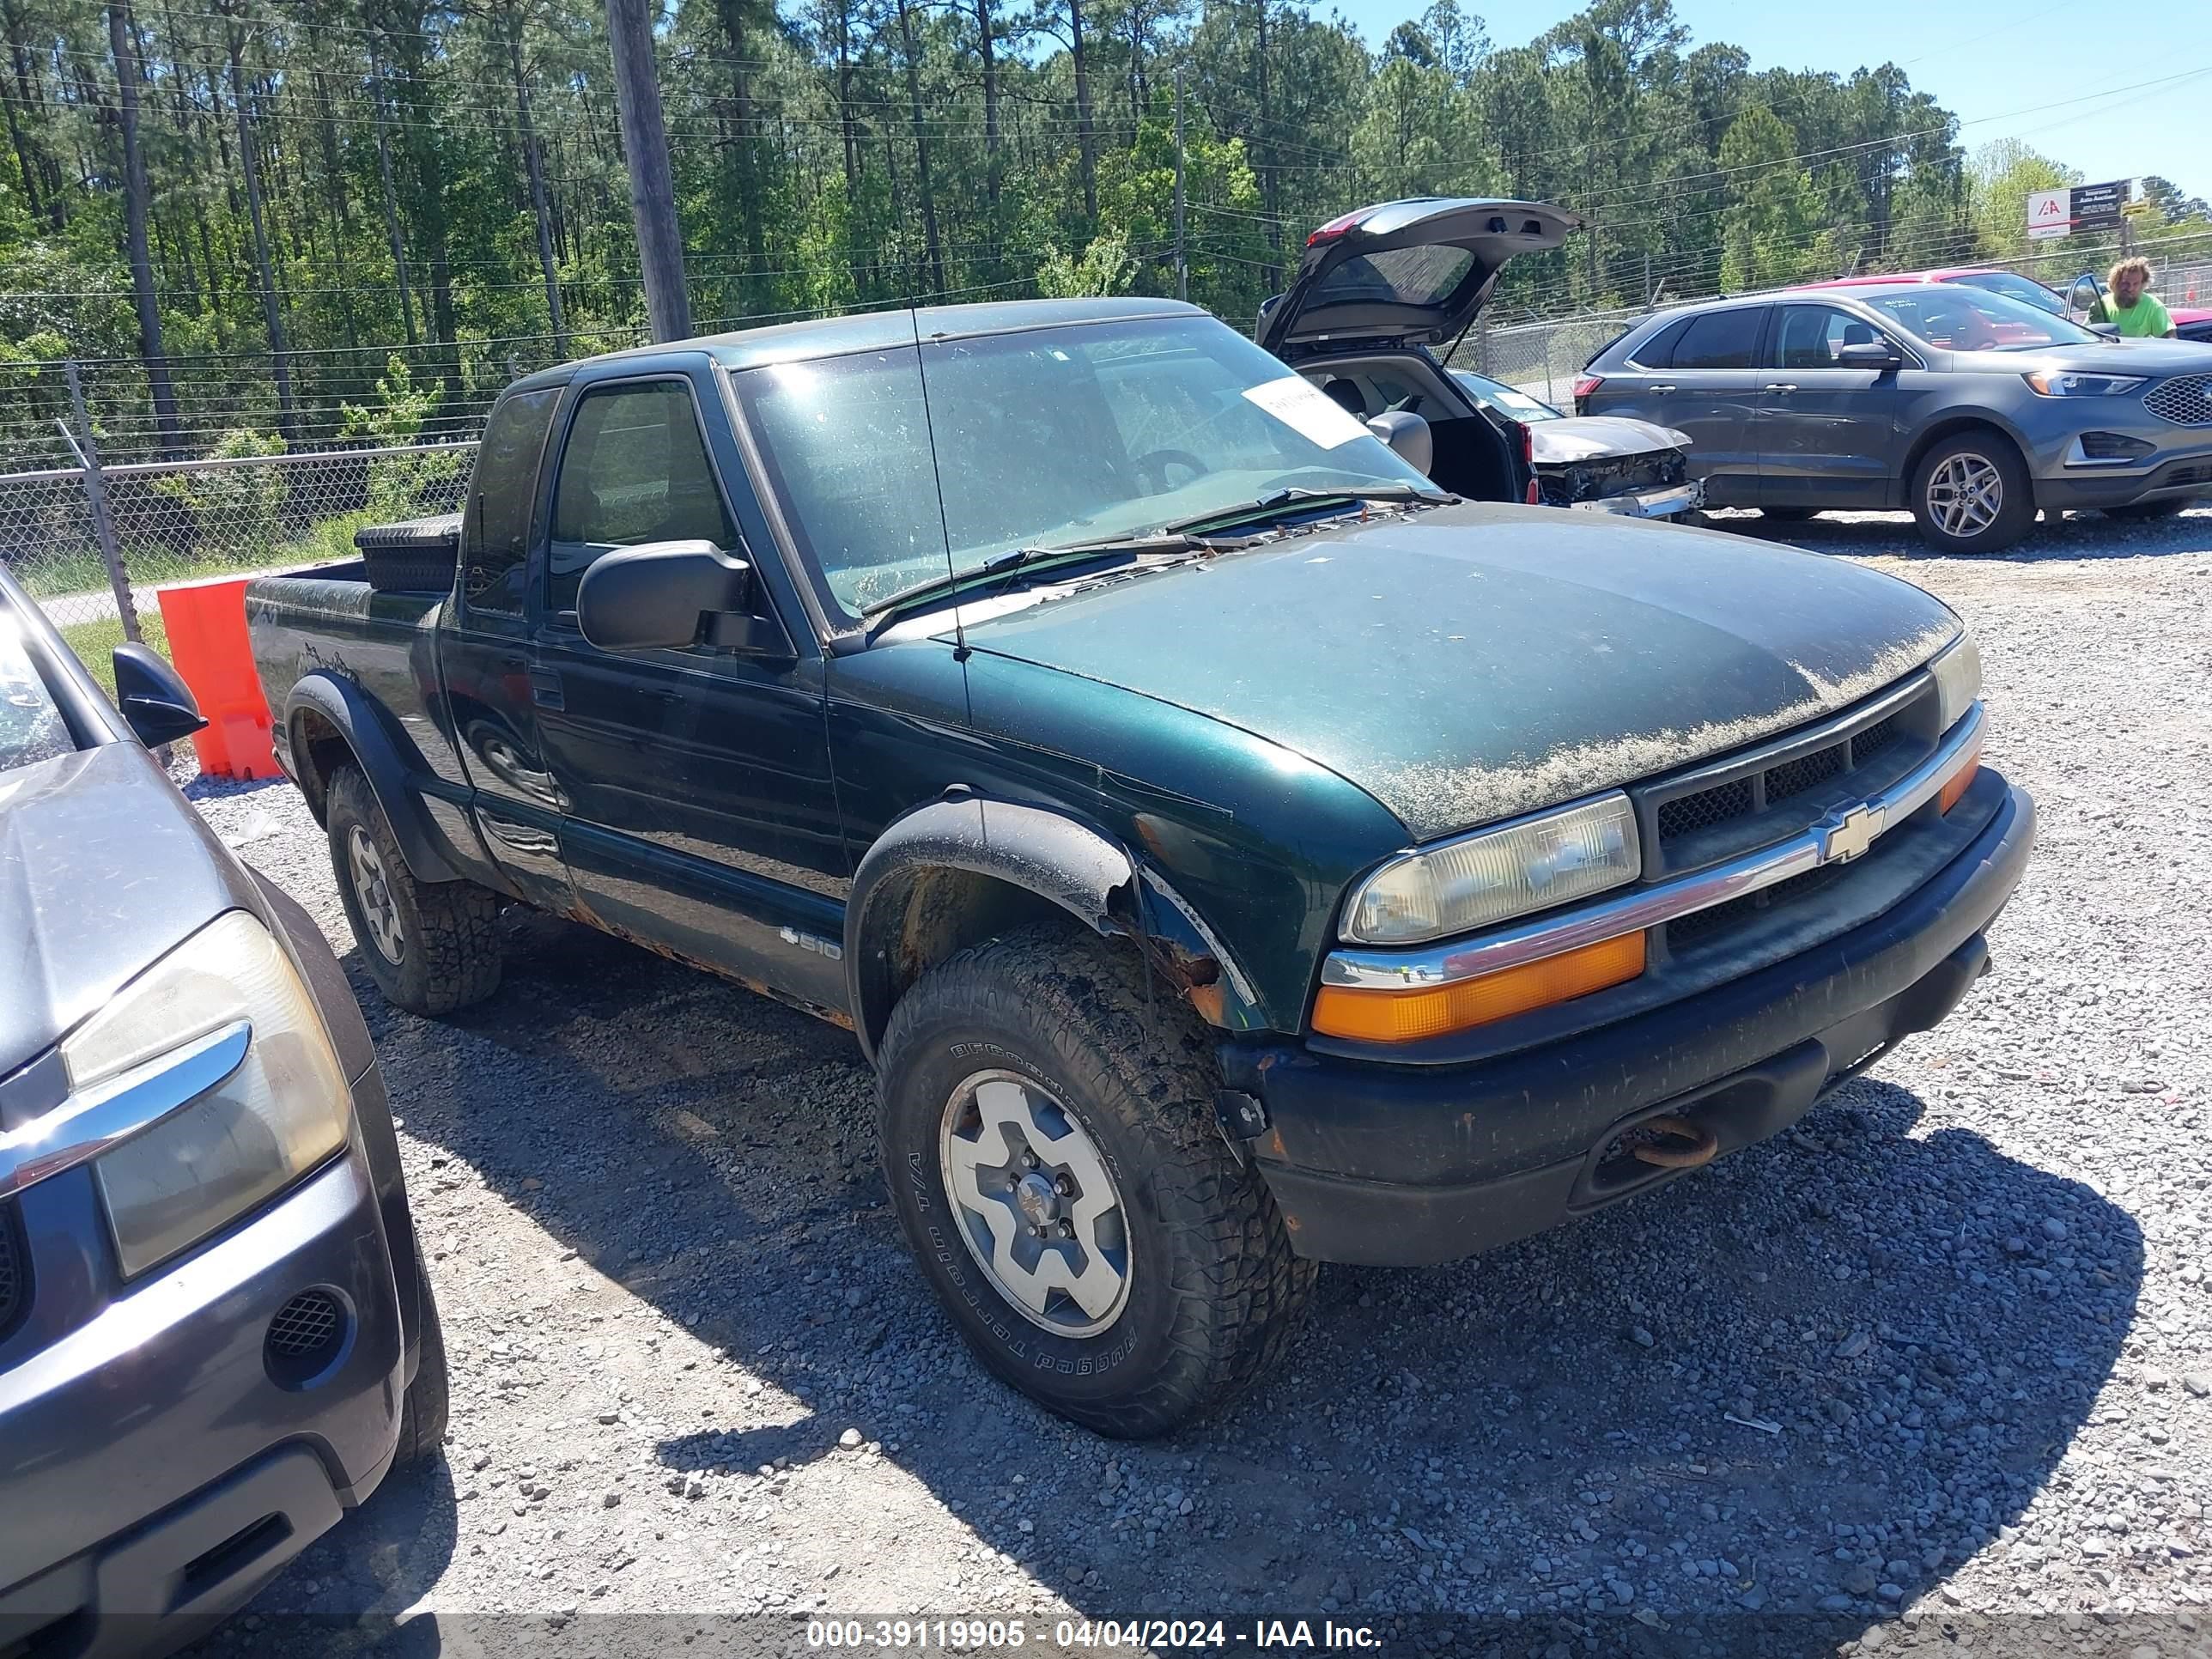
326 763 502 1016
875 924 1314 1438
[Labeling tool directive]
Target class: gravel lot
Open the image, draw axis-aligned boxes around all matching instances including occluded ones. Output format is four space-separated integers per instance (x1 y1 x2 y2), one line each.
182 507 2212 1658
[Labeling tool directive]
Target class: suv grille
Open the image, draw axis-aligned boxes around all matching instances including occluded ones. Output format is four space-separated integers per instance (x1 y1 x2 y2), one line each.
0 1201 26 1341
2145 374 2212 427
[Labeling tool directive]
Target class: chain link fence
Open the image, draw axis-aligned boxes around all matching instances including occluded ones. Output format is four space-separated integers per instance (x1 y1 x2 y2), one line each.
1 441 475 650
1446 306 1649 404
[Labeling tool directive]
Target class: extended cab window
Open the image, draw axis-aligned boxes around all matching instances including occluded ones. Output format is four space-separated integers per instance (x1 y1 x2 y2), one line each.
460 386 559 615
1668 307 1766 369
548 380 738 615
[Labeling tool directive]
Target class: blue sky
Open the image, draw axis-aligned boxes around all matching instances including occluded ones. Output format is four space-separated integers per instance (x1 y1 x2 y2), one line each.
1323 0 2212 203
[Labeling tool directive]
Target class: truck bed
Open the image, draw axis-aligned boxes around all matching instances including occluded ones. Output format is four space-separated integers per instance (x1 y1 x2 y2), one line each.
246 562 452 791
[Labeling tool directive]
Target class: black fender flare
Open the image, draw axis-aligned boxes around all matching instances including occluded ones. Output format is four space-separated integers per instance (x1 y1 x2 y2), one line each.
845 796 1130 1061
845 794 1268 1063
283 671 463 884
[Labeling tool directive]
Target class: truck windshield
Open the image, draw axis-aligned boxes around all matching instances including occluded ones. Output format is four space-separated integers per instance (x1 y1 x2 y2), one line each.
0 607 73 775
732 315 1433 620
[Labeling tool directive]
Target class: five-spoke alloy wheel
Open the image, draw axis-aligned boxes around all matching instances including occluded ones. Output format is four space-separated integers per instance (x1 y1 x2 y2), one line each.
877 923 1315 1437
346 823 406 965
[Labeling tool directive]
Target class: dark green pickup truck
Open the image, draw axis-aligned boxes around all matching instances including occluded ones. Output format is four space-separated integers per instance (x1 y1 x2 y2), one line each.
246 283 2032 1437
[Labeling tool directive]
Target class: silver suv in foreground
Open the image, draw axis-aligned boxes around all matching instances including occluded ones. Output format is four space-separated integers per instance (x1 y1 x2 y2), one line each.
1579 282 2212 552
0 564 445 1657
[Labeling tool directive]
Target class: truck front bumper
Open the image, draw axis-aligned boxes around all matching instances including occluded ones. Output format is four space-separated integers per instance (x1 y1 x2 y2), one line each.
1231 781 2034 1267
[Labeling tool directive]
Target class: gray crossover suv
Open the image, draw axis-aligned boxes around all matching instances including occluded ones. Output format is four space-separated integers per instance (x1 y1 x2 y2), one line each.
0 565 445 1656
1579 283 2212 553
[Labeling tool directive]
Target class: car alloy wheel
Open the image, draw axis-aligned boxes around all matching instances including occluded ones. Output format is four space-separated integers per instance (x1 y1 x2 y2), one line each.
1924 452 2004 540
346 823 406 965
937 1067 1133 1337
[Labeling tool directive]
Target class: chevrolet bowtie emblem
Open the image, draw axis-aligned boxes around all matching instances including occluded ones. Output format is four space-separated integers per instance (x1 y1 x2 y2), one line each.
1818 802 1884 864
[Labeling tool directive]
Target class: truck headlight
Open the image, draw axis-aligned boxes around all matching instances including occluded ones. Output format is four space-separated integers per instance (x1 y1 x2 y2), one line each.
61 910 351 1278
1341 792 1641 945
1929 629 1981 731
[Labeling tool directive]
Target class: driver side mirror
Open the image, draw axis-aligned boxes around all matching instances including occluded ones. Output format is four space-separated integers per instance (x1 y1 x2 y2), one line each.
1836 341 1903 369
111 641 208 747
576 540 780 654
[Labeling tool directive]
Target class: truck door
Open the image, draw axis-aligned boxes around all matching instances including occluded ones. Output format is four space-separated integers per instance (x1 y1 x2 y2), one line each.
442 383 578 915
526 366 850 1015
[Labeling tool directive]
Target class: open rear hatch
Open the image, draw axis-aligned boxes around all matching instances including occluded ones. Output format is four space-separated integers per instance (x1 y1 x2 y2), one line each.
1255 198 1579 361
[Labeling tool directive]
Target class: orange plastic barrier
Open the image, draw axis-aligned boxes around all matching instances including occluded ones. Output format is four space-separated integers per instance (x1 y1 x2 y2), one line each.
155 574 279 780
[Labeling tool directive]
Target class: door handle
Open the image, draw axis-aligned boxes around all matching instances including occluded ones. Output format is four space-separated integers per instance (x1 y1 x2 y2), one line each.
1650 384 1677 394
527 666 564 710
1764 383 1799 393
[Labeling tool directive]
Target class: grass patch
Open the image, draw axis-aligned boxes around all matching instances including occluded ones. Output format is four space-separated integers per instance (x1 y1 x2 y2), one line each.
59 611 170 701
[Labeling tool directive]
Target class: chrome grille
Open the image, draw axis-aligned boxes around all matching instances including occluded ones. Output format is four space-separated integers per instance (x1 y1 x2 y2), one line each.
2145 374 2212 427
1633 676 1942 902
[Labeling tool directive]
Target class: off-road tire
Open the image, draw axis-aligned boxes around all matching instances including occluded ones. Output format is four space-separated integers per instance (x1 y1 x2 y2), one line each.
326 763 502 1016
876 923 1315 1438
1759 505 1820 522
2105 497 2191 522
393 1255 450 1465
1909 430 2035 554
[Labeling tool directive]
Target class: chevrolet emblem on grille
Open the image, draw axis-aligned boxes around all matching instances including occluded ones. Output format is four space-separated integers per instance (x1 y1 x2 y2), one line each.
1818 802 1885 864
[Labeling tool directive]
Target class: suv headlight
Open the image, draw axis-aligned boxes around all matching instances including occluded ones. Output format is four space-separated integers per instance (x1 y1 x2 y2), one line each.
1929 629 1981 730
61 910 351 1278
1341 793 1641 945
2023 369 2147 398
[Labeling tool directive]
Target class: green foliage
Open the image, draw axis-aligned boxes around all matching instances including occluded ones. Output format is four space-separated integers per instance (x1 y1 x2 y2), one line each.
1717 106 1825 291
149 428 289 555
1036 234 1139 298
0 0 2164 471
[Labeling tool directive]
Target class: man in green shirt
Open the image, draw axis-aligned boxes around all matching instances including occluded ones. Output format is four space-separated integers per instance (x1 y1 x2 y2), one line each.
2090 257 2177 337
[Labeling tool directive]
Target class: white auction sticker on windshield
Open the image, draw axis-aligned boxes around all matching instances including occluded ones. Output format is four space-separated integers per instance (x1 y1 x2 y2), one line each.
1243 375 1371 448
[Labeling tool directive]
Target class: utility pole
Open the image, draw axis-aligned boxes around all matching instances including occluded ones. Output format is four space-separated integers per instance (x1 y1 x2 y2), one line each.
1173 65 1187 303
605 0 692 341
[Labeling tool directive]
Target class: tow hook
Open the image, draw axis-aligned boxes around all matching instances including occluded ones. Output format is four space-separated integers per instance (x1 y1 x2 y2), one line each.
1625 1115 1720 1170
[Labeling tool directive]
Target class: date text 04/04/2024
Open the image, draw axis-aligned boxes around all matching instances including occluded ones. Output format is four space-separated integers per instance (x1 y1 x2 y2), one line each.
803 1620 1385 1650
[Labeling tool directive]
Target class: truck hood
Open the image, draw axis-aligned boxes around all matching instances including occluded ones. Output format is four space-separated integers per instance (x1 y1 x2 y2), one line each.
957 504 1960 841
0 742 240 1078
1528 416 1690 465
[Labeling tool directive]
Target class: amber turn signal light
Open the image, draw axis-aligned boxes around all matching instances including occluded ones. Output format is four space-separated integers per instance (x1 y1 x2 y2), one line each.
1937 743 1982 815
1312 931 1647 1043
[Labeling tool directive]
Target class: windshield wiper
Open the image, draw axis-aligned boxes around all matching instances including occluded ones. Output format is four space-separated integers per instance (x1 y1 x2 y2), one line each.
859 532 1209 627
1158 483 1455 537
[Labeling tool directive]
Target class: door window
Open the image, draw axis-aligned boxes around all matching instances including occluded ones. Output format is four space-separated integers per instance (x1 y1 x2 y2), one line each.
548 380 738 614
1668 307 1767 369
1774 307 1883 369
460 386 559 615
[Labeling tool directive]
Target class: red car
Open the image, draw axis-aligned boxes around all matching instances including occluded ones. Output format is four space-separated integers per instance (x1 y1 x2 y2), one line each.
1796 266 2212 342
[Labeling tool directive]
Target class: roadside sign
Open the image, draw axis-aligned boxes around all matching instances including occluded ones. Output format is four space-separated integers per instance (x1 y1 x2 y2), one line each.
2027 188 2070 240
2071 180 2128 233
